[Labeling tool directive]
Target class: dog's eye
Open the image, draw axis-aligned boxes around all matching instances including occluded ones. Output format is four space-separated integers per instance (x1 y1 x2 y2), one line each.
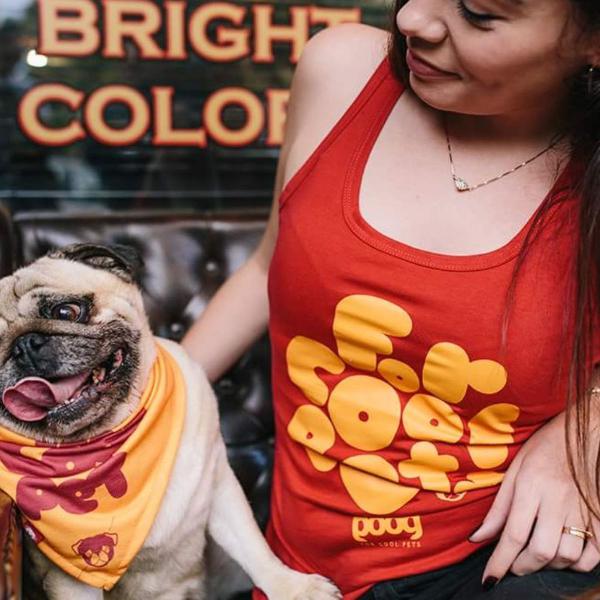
50 302 87 323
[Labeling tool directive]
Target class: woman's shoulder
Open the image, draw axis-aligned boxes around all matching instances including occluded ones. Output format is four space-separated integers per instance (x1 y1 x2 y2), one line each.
281 24 390 188
298 23 389 83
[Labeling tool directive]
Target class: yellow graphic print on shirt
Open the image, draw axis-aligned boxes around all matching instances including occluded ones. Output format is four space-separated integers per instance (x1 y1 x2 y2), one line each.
286 294 518 520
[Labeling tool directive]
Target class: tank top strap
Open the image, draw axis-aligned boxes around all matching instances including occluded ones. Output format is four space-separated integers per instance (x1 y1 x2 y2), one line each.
278 56 403 209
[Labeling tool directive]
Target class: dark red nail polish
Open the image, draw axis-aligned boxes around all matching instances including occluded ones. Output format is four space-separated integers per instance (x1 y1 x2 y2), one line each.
483 577 498 591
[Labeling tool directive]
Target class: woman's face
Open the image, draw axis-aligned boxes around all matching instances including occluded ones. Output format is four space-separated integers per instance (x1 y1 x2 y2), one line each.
396 0 594 116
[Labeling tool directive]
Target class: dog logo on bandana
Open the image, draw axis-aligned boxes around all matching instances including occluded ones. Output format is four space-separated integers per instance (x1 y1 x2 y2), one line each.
72 533 119 568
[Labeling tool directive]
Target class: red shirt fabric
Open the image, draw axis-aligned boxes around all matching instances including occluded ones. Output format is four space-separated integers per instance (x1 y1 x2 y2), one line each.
254 57 588 599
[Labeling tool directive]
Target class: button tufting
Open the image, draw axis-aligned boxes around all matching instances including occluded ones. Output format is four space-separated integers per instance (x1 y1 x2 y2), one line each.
204 260 220 275
169 322 184 336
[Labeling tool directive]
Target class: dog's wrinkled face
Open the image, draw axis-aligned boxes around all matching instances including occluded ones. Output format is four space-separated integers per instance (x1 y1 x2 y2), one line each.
0 244 155 442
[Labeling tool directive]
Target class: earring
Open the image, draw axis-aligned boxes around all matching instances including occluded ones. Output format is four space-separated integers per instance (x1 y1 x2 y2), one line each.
588 66 596 95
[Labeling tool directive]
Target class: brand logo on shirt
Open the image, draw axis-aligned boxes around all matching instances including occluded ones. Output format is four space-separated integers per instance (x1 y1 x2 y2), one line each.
351 516 423 543
285 294 518 533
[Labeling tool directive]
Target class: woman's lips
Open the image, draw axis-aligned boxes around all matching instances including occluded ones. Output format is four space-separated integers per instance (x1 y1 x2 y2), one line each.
406 50 459 80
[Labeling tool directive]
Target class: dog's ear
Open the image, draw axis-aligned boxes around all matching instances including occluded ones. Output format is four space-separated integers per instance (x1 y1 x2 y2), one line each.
47 243 143 285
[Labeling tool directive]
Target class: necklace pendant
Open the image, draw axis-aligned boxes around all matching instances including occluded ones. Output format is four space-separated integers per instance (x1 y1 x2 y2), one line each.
453 176 470 192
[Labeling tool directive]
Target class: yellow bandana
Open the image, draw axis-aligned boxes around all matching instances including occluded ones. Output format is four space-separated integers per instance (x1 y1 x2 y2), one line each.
0 341 185 590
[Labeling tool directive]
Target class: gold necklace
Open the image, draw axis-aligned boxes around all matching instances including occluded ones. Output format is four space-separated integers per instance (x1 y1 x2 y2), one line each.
444 117 563 192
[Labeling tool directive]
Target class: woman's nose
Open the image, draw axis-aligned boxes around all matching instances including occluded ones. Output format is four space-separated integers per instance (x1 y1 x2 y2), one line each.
396 0 448 45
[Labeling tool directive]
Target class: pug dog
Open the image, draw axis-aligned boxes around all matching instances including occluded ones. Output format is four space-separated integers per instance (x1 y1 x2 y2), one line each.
0 244 341 600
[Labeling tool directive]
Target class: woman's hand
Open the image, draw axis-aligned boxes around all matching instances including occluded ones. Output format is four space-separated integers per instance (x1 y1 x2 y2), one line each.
469 410 600 587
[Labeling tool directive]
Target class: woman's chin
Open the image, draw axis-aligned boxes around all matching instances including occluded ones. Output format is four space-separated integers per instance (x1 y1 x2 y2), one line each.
409 74 455 102
408 76 484 115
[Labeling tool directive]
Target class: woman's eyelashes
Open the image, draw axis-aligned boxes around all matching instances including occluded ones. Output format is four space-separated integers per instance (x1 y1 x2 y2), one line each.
455 0 499 28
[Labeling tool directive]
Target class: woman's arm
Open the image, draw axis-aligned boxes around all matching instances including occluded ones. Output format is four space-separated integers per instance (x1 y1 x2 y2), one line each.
180 201 278 382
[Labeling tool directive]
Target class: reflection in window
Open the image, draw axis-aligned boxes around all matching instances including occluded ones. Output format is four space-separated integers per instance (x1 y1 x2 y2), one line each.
0 1 390 213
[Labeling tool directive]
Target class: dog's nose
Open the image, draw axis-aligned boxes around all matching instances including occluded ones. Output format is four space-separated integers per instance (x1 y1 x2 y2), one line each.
12 333 49 364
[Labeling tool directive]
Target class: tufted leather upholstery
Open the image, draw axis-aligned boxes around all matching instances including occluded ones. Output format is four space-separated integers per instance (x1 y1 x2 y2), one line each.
0 207 272 599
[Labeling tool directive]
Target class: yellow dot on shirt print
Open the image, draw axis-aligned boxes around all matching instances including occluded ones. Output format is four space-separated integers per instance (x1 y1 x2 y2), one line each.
287 405 337 472
467 403 521 469
339 454 419 515
454 471 505 493
328 375 401 451
436 470 507 503
422 342 508 404
378 358 420 393
286 336 345 406
402 394 463 443
333 295 412 371
398 441 459 493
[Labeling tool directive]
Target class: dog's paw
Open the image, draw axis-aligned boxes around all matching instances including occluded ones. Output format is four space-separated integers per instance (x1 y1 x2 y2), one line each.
267 572 342 600
293 573 342 600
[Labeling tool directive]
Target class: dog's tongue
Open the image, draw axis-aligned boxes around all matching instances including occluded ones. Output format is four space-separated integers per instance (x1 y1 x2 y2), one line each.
2 372 90 422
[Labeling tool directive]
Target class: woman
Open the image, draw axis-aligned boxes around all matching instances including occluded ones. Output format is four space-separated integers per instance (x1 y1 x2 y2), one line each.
183 0 600 598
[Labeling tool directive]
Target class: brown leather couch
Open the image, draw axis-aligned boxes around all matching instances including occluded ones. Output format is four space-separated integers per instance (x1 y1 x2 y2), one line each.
0 206 271 599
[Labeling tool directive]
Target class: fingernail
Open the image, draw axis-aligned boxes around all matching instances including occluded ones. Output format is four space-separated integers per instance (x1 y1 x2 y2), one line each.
469 527 482 541
482 577 498 591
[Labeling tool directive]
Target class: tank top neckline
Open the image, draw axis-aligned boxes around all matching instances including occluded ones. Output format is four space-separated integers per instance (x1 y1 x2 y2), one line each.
342 57 576 272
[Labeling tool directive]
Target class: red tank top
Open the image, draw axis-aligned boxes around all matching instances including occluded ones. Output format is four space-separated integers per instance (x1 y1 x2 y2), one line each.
256 57 587 599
